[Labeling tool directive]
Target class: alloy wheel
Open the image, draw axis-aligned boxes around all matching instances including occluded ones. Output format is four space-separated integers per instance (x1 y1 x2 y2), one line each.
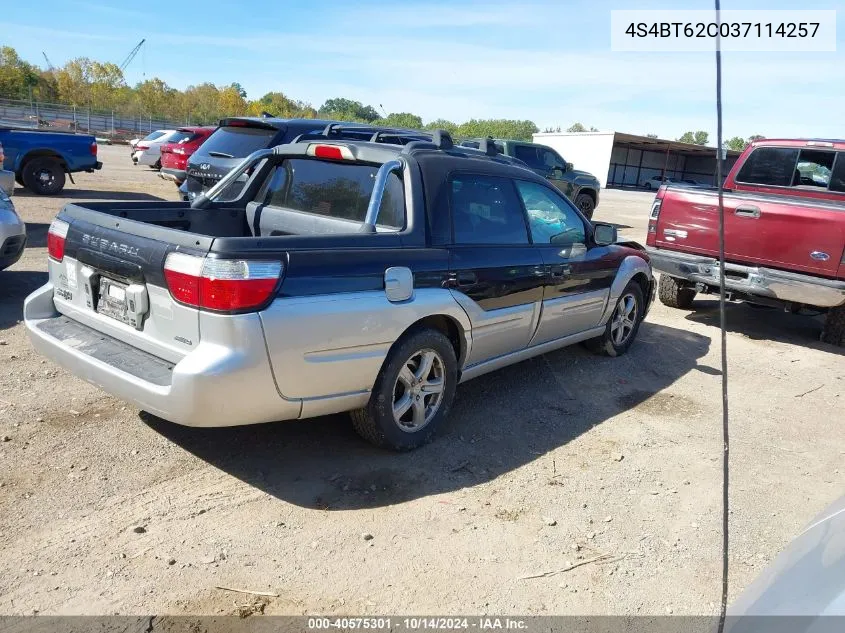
610 293 638 346
392 349 445 432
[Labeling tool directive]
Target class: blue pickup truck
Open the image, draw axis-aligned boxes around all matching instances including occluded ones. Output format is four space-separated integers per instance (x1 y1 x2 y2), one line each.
0 128 102 195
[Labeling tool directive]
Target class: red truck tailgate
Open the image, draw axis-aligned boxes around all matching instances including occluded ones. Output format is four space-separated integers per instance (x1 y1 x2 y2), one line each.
652 186 845 278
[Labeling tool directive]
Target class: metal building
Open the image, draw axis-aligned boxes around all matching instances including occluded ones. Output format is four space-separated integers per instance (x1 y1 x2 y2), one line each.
532 131 741 189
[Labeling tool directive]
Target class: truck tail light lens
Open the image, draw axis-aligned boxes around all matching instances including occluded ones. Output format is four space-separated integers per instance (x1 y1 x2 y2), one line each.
164 253 283 312
90 141 98 156
47 220 70 262
650 199 661 219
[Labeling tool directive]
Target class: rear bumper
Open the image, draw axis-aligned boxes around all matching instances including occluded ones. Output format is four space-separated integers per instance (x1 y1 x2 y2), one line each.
647 246 845 308
159 168 186 184
24 283 303 427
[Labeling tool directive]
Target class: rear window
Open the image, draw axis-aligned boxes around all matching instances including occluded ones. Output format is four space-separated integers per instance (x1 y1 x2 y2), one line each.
261 159 405 229
736 147 799 186
195 126 277 158
142 131 167 141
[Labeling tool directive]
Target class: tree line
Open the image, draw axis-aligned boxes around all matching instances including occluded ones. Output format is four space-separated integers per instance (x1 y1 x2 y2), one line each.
0 47 539 141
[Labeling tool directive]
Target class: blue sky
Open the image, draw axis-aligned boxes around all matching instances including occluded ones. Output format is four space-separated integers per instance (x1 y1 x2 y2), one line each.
2 0 843 140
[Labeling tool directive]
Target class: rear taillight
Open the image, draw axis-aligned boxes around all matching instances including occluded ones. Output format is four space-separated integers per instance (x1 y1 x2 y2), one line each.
47 219 69 262
164 252 283 312
90 141 97 156
135 142 149 150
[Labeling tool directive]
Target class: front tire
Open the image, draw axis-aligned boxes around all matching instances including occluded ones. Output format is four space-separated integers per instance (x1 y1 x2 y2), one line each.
584 281 645 357
821 304 845 347
658 274 696 309
351 328 458 451
22 158 66 195
574 192 595 220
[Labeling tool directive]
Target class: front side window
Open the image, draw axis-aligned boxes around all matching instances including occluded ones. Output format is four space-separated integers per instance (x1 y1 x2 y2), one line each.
539 149 565 171
450 174 529 245
735 147 799 186
514 180 586 245
262 158 404 228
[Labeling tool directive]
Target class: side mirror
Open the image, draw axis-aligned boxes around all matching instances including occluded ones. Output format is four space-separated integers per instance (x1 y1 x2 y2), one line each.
565 162 573 172
593 222 617 246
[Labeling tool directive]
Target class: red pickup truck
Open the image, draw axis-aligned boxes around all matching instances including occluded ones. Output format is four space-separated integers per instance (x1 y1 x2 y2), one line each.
646 138 845 346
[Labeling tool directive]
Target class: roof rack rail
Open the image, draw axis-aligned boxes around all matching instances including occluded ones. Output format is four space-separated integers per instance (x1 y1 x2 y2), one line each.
478 136 499 156
431 129 454 150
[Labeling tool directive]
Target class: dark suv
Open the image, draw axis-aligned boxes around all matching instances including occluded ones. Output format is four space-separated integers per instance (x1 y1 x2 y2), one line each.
179 117 430 201
459 138 601 219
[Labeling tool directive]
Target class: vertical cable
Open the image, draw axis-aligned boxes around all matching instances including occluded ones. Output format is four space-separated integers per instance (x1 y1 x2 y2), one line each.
714 2 730 633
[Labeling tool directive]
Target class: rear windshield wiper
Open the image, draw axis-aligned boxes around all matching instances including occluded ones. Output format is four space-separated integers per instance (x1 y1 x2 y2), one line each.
206 151 235 158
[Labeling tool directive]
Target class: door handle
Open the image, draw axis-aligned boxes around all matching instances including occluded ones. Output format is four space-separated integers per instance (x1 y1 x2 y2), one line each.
549 264 571 278
734 205 761 219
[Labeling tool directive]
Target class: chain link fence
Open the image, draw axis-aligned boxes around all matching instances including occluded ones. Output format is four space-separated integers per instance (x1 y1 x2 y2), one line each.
0 97 191 142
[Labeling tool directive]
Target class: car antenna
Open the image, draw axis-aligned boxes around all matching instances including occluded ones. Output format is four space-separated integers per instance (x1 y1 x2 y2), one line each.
714 2 730 633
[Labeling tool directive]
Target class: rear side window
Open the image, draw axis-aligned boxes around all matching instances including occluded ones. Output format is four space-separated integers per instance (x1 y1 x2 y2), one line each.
793 149 836 188
512 145 542 170
735 147 799 186
450 174 529 245
829 153 845 193
262 159 404 229
195 126 277 158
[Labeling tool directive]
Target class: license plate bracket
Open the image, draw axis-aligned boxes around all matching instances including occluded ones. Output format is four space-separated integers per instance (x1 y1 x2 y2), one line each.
96 276 149 330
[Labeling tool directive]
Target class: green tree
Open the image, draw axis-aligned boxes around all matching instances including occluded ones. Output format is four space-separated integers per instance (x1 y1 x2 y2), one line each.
693 130 709 145
135 78 176 116
455 119 539 142
748 134 764 143
567 122 587 133
377 112 423 129
726 136 747 152
677 131 695 143
218 83 248 116
318 97 379 122
247 91 316 118
424 119 458 135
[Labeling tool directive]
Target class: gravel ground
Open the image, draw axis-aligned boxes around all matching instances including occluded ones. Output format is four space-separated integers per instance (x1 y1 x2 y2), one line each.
0 145 843 616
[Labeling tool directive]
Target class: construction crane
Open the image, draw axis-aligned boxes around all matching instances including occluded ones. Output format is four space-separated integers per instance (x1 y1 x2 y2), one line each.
119 39 146 73
42 52 55 72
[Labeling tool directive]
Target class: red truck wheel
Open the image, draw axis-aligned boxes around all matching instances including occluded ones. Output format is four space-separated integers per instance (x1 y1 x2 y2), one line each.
658 274 696 309
821 305 845 347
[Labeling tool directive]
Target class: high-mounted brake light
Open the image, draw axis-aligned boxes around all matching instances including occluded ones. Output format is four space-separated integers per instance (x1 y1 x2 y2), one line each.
307 144 354 160
163 252 283 312
47 219 69 262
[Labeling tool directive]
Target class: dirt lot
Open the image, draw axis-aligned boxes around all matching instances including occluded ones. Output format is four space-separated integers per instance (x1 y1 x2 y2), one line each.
1 144 843 616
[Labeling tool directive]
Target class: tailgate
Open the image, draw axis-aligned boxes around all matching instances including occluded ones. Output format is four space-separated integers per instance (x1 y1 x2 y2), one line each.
49 206 213 363
653 187 845 277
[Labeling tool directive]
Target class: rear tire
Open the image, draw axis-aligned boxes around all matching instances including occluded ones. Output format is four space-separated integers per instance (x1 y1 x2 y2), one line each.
644 182 652 191
574 192 595 220
584 281 645 357
658 274 696 309
821 304 845 347
22 157 66 195
351 328 458 451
